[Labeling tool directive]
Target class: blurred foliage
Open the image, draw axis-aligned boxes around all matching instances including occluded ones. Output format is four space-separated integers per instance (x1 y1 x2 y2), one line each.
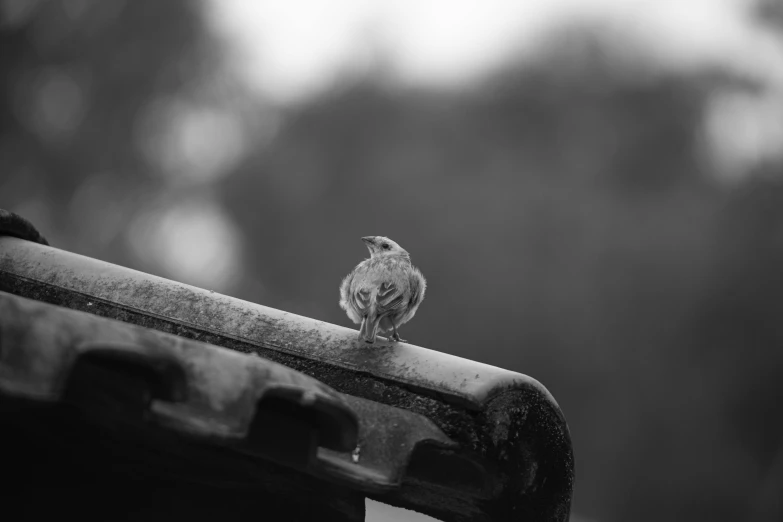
2 2 782 522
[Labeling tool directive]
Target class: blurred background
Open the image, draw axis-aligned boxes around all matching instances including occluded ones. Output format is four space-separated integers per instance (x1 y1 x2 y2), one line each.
2 0 783 520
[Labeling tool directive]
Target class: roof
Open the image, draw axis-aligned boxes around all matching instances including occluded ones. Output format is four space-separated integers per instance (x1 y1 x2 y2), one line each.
0 210 574 522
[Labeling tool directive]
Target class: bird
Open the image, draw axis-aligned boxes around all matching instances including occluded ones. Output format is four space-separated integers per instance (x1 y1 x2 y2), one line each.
339 236 426 344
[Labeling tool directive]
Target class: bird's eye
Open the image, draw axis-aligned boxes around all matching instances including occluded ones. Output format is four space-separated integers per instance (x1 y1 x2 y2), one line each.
382 243 390 249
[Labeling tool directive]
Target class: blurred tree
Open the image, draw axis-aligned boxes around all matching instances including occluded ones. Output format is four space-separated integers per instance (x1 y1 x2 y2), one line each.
0 0 222 263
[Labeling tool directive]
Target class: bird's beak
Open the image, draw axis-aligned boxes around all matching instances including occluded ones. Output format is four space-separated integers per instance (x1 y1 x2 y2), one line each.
361 236 375 245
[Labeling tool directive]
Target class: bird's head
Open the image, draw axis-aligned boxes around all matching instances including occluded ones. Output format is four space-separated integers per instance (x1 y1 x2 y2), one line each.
361 236 409 259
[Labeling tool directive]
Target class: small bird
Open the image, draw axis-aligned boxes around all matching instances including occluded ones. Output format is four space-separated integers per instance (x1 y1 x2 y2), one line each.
339 236 426 344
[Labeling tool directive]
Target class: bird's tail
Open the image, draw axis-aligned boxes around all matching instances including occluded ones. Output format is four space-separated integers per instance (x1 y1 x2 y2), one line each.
359 314 382 344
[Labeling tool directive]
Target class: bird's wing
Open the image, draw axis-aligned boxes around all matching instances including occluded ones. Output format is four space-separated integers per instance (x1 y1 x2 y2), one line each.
374 281 407 316
353 287 372 312
353 283 404 316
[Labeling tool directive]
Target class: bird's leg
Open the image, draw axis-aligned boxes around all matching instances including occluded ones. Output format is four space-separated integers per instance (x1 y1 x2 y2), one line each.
391 323 406 343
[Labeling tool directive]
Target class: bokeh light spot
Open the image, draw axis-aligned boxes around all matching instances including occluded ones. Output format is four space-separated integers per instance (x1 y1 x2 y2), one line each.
136 97 247 185
128 196 244 292
13 67 88 144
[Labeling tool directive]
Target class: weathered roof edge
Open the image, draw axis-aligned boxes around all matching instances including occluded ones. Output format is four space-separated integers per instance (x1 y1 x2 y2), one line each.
0 236 558 412
1 233 575 521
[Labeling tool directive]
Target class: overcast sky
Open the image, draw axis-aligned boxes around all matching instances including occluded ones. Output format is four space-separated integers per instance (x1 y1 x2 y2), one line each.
206 0 783 103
